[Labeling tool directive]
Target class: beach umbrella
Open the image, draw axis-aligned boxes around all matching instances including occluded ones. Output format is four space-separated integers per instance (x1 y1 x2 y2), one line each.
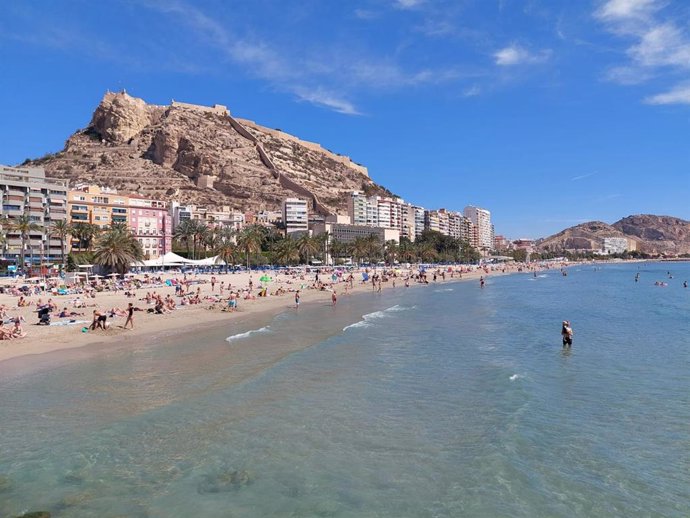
259 274 272 282
107 273 119 277
91 274 103 279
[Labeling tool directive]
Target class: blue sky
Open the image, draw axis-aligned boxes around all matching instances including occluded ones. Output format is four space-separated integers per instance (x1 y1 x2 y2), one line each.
1 0 689 238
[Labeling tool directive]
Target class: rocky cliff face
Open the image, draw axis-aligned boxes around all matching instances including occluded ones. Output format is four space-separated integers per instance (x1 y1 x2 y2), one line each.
613 215 690 255
27 91 390 213
537 215 690 256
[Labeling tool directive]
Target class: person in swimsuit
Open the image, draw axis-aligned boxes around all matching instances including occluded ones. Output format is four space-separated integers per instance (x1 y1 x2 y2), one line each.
561 320 573 347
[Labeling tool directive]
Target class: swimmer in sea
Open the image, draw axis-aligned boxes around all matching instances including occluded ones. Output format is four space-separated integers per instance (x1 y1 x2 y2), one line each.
561 320 573 348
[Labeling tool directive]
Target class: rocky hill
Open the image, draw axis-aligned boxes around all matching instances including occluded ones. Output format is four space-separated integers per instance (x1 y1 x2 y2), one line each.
537 215 690 256
24 91 392 215
613 215 690 256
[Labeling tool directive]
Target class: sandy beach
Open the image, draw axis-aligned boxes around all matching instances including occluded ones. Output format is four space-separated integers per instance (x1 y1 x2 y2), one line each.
0 263 532 366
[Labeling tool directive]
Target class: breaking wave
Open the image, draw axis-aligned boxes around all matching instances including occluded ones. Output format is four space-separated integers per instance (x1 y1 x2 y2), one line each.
226 326 271 342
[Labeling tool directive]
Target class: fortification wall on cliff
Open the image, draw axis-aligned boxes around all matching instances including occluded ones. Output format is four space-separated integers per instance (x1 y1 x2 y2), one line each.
237 118 369 177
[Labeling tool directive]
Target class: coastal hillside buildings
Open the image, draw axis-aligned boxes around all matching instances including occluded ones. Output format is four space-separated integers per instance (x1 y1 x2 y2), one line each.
602 237 636 254
0 165 68 264
68 185 171 258
464 206 493 250
128 194 172 259
282 198 309 234
347 192 419 241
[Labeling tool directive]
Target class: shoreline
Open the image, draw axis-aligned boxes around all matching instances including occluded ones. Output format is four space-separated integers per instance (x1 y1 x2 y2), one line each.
0 261 578 368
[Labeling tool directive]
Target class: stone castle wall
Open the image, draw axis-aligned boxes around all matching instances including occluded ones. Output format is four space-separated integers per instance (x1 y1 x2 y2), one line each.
237 118 369 177
171 101 229 116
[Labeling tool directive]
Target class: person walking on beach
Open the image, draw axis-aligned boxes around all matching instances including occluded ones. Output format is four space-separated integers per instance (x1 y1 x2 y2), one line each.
295 290 300 309
124 302 137 330
331 290 337 306
561 320 573 348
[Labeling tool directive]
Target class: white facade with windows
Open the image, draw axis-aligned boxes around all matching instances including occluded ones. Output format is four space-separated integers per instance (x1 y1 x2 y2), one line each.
282 198 309 234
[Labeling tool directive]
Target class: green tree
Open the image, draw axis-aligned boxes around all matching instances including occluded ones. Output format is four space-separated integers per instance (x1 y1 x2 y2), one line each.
296 234 320 264
48 219 71 267
272 236 300 265
9 214 41 269
71 222 100 252
93 227 144 274
236 225 264 269
213 227 237 269
384 240 399 265
173 219 195 258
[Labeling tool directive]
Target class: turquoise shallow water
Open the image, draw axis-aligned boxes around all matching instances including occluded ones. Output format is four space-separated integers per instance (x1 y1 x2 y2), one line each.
1 262 689 517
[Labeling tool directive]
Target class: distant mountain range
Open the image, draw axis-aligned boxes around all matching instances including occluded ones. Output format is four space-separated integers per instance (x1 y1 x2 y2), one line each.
22 91 392 215
537 215 690 256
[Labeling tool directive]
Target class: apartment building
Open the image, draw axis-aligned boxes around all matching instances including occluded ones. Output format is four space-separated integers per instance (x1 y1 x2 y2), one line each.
282 198 309 234
129 194 171 259
0 165 68 264
464 206 493 250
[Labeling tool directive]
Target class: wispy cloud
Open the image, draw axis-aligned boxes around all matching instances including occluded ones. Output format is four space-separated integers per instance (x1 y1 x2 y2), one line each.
494 44 552 66
595 0 690 105
141 0 462 115
644 83 690 105
354 9 378 21
463 85 482 97
394 0 425 10
571 172 597 181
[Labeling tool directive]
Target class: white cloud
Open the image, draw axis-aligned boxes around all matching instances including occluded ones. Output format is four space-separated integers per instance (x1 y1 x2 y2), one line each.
354 9 378 20
494 45 552 66
644 84 690 104
629 23 690 68
604 66 653 84
571 172 597 181
394 0 425 9
595 0 659 22
596 0 690 106
463 85 481 97
293 87 362 115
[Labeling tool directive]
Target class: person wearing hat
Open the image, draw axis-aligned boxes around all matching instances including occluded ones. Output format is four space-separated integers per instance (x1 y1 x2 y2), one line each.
561 320 573 347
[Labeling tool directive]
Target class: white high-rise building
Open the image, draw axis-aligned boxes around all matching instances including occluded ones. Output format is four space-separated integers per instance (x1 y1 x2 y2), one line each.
348 192 368 226
463 205 492 250
282 198 309 234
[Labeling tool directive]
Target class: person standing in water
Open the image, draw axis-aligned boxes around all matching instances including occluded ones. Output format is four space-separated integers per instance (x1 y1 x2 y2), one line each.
561 320 573 348
295 290 300 309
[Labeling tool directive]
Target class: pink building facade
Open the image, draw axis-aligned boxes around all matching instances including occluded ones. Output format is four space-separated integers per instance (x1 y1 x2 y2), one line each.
128 194 172 259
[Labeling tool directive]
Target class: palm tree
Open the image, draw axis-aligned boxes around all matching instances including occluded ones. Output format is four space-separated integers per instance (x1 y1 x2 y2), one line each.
236 225 264 269
296 234 320 264
93 227 144 274
192 220 211 259
9 214 41 269
365 235 382 262
272 236 300 265
48 219 71 268
71 222 100 252
173 219 195 258
417 242 438 263
351 237 369 265
384 240 399 266
329 239 348 264
213 226 236 269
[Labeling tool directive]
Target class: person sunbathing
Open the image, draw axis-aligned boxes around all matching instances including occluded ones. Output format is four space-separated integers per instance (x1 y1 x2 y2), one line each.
10 319 27 339
0 325 14 340
58 308 84 318
108 307 128 317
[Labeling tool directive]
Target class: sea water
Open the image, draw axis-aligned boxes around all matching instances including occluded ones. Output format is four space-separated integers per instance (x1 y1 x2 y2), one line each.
1 262 688 517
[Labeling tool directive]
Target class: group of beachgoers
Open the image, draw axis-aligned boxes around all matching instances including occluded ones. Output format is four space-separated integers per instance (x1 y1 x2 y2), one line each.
0 261 562 344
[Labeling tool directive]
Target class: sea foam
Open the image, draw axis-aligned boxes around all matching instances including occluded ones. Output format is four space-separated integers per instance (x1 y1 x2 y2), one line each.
226 326 271 342
343 305 414 331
